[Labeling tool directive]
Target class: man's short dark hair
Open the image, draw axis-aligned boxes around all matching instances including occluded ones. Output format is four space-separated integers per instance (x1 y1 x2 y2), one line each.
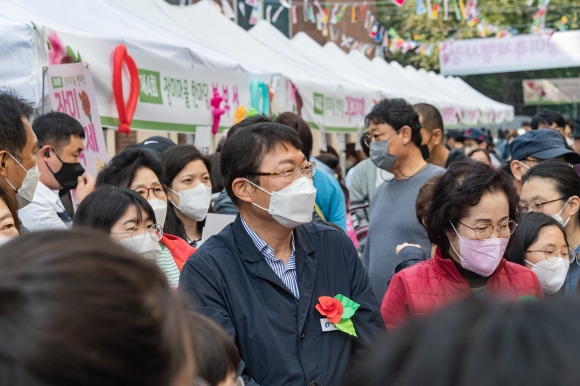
221 122 303 206
531 109 565 131
365 98 422 147
33 111 85 151
228 115 272 139
413 103 444 135
0 89 34 160
274 112 313 159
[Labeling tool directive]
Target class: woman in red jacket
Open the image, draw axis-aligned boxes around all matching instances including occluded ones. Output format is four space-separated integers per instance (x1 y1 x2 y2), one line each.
381 161 543 330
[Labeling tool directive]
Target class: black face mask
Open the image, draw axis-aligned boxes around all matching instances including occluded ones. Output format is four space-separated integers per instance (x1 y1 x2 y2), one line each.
48 149 85 190
420 144 430 161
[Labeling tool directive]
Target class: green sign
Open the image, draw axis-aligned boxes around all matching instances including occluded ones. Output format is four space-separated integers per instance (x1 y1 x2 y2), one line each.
313 93 324 115
139 69 164 104
51 76 63 89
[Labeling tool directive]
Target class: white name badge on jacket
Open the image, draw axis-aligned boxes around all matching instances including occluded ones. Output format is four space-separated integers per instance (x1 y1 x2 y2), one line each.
320 318 338 332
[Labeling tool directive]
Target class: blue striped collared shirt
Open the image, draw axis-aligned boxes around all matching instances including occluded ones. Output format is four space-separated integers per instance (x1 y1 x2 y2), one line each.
241 217 299 299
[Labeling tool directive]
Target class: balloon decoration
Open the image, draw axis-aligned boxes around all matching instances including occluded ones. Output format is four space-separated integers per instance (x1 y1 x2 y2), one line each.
234 105 247 125
250 79 270 116
246 107 259 117
112 44 140 135
210 90 226 136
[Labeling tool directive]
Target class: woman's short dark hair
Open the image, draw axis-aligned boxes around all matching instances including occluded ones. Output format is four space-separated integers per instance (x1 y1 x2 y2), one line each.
426 161 519 258
364 98 422 148
0 181 19 232
73 186 156 232
160 145 212 239
505 212 568 266
189 312 240 386
220 122 303 206
0 229 194 386
522 159 580 224
343 296 580 386
96 147 164 188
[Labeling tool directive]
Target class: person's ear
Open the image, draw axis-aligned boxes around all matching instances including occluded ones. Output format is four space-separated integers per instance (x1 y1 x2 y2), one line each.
510 160 525 182
399 125 412 144
0 151 7 178
41 145 51 159
432 129 443 146
566 195 580 218
232 178 254 204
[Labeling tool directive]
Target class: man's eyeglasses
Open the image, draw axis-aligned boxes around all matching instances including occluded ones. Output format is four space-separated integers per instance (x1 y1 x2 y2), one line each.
457 220 518 240
111 224 163 244
248 162 316 183
519 197 567 213
133 184 167 200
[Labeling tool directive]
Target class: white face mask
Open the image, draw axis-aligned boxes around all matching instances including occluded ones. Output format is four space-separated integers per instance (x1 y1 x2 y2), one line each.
5 153 40 209
525 257 569 295
119 233 161 260
553 198 571 227
148 199 168 228
0 235 17 247
245 177 317 228
169 184 211 221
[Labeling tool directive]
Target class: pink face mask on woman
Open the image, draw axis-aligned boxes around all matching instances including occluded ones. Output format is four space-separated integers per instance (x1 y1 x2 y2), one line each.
449 222 509 277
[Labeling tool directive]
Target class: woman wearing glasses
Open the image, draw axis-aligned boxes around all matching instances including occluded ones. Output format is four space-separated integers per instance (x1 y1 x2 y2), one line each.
505 212 575 295
95 147 195 287
161 145 213 248
74 186 162 260
381 162 543 330
520 159 580 293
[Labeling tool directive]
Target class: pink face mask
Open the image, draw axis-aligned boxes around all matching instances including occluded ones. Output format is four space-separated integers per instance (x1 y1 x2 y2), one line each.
449 222 509 277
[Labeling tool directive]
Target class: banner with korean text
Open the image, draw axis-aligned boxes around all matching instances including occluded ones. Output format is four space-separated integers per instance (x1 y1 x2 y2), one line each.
439 30 580 76
46 63 109 177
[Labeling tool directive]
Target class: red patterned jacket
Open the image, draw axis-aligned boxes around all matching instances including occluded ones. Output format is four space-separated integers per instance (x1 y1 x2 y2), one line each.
381 247 543 330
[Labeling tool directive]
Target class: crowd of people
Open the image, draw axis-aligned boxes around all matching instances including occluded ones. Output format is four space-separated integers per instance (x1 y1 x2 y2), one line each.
2 87 580 385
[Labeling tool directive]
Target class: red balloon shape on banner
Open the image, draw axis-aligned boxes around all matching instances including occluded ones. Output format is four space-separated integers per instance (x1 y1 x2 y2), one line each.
112 44 140 135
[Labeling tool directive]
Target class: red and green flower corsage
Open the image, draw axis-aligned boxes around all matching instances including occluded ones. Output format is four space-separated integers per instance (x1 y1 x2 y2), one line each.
315 294 360 337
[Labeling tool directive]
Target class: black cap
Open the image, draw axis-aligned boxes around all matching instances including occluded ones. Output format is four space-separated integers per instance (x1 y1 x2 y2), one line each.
137 136 176 154
509 129 580 164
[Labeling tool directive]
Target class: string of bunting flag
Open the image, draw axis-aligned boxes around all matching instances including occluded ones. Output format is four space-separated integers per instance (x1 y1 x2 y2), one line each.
214 0 571 57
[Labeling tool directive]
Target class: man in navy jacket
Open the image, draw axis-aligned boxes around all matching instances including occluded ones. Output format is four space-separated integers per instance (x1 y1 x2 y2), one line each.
179 122 384 386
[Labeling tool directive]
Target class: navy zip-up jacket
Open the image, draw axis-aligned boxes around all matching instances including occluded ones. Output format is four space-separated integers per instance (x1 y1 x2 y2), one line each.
179 215 385 386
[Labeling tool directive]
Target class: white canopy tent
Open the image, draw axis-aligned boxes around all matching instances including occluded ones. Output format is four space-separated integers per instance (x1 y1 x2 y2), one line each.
0 0 272 132
112 0 380 132
410 67 514 124
0 15 41 105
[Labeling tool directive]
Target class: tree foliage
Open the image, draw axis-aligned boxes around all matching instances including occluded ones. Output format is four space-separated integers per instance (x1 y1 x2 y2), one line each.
377 0 580 114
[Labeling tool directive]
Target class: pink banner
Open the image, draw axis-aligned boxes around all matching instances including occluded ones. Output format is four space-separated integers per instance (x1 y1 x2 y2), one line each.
46 63 109 177
439 30 580 75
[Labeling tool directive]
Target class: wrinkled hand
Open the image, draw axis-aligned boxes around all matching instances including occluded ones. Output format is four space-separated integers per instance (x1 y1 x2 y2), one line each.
75 173 96 203
396 243 421 255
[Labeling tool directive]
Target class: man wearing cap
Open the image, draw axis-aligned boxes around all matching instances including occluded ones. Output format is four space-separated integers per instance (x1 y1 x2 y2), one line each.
137 135 176 155
462 128 501 167
509 129 580 195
